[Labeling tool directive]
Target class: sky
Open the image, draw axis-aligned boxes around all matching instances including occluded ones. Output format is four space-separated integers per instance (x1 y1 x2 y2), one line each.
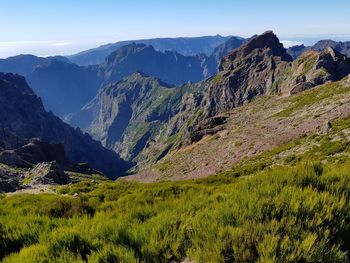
1 0 350 58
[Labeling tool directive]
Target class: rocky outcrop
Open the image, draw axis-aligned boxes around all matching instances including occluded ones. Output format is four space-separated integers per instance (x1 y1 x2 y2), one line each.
27 161 70 185
0 73 130 179
280 47 350 95
0 139 70 168
211 36 245 63
188 115 228 143
204 31 293 116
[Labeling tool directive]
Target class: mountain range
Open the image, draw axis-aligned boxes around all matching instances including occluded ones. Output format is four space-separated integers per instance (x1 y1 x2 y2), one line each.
1 31 350 184
67 31 350 177
2 29 350 262
67 35 237 66
0 36 247 119
287 39 350 59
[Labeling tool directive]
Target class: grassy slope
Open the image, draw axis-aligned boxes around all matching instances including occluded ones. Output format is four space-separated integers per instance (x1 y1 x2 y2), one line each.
132 79 350 181
2 80 350 262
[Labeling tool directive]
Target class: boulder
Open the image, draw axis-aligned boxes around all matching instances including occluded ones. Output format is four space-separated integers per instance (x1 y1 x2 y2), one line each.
27 161 70 185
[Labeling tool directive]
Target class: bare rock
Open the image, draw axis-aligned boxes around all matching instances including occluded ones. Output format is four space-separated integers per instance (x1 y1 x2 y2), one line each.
189 115 228 143
27 161 70 185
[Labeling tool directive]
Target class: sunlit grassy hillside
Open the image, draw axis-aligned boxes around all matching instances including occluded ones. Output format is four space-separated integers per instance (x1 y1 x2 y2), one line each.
2 115 350 262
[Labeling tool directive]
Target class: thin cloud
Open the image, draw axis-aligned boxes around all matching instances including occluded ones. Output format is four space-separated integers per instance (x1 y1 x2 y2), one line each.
281 40 304 48
52 42 71 46
0 40 53 45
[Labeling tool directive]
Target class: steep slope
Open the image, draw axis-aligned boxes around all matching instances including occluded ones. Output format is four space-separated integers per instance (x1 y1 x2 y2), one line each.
69 32 291 164
67 35 234 66
67 72 200 163
211 36 246 62
132 76 350 182
0 55 102 117
99 43 216 86
0 73 130 179
203 31 293 116
26 60 102 116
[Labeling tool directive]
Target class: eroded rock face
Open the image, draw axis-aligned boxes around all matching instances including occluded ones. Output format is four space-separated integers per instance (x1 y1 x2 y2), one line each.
280 47 350 95
188 115 228 144
13 139 70 166
27 161 70 185
0 151 30 168
204 31 293 116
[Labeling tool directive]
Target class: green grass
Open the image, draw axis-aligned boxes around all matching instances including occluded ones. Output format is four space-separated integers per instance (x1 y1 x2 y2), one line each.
3 118 350 263
2 159 350 262
2 107 350 262
276 81 348 117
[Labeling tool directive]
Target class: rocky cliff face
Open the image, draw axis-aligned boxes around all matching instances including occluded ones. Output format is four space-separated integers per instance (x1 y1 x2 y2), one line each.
203 31 293 116
0 73 130 179
280 47 350 95
211 36 246 62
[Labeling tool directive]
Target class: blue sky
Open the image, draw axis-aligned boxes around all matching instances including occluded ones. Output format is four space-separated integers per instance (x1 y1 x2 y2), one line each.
1 0 350 58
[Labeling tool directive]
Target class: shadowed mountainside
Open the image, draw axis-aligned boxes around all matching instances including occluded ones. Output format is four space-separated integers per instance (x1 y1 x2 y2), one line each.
0 73 131 179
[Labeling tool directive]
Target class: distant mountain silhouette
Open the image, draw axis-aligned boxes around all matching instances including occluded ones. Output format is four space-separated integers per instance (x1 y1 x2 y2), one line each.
287 40 350 59
0 38 246 118
98 43 217 86
0 55 102 117
67 35 236 66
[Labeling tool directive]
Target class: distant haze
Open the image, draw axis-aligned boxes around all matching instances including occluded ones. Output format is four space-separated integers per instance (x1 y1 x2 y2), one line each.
1 0 350 58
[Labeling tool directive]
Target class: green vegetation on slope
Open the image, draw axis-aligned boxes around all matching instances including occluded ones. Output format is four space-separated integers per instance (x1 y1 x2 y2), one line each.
2 114 350 262
276 80 349 117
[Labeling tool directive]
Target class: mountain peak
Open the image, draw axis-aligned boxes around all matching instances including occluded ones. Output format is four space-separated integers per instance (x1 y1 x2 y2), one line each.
219 31 292 71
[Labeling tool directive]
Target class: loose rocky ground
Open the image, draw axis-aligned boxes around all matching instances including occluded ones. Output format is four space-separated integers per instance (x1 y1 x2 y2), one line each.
128 79 350 182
